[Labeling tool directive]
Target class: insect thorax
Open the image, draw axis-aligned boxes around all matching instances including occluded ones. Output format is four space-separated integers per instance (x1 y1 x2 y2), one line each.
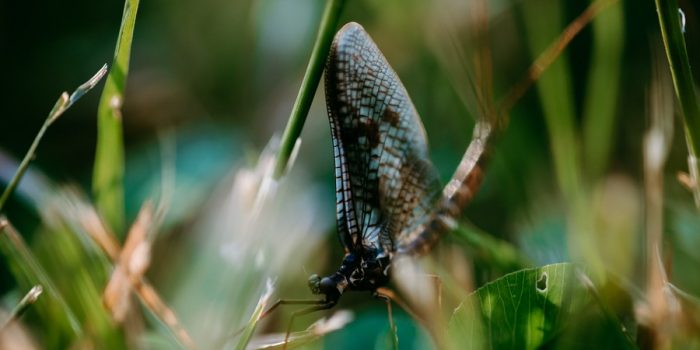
308 250 391 305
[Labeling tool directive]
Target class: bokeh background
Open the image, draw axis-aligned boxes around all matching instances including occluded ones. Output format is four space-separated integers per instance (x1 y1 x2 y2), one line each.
1 0 699 348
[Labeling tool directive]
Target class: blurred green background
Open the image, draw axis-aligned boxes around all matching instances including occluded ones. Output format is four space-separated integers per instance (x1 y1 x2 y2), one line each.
1 0 700 348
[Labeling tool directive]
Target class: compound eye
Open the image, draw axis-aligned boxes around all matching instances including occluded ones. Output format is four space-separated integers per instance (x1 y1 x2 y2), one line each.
308 274 321 294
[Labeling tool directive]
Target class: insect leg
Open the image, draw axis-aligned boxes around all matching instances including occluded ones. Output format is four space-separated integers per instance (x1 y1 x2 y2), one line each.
261 298 326 319
224 298 325 346
282 303 334 350
375 287 451 348
374 291 398 349
374 287 424 327
425 273 443 311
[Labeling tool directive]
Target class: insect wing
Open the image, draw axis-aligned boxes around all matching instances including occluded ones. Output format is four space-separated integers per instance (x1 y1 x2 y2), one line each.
325 23 441 253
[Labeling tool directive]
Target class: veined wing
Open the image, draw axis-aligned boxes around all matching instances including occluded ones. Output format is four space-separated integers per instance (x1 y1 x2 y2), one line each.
324 22 442 254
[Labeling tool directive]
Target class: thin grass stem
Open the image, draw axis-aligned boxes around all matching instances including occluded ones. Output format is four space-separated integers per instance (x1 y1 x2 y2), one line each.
0 65 107 212
273 0 346 179
0 285 43 330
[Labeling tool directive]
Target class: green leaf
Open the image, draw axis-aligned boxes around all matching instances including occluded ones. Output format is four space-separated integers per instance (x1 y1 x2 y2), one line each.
448 263 633 350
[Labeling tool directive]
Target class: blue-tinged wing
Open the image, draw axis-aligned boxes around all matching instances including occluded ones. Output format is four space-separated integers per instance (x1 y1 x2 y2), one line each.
324 22 442 255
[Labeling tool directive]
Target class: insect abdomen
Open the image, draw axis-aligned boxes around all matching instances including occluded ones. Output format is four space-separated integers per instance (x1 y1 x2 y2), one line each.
397 122 493 255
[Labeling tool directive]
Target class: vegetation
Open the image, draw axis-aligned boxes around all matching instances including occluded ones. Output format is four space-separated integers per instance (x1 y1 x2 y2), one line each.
1 0 699 349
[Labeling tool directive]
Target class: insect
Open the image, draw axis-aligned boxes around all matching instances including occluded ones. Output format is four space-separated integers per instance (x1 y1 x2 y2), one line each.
268 21 494 345
309 20 492 301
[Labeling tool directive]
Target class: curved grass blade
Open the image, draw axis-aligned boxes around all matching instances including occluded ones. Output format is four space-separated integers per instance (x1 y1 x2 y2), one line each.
0 65 107 212
654 0 700 153
654 0 700 206
235 281 275 350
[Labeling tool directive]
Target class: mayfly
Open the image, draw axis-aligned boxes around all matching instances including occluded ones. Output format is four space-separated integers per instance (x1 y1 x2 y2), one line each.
265 21 495 343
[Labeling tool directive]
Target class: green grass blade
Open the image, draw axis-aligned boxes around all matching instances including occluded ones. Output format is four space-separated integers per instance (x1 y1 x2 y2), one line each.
654 1 700 155
520 0 612 281
234 282 274 350
93 0 141 235
0 218 82 336
273 0 346 179
0 65 107 212
654 0 700 207
452 224 530 271
582 1 624 180
520 0 581 203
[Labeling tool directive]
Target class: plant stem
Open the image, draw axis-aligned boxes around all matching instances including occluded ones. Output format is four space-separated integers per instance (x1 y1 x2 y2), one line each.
273 0 346 179
0 100 62 212
93 0 140 235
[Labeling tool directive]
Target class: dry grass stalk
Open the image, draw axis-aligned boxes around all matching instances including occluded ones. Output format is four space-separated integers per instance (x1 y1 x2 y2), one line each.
76 201 195 349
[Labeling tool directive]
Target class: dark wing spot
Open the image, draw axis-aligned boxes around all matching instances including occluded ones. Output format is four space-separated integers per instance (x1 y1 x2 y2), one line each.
383 107 401 126
365 119 380 148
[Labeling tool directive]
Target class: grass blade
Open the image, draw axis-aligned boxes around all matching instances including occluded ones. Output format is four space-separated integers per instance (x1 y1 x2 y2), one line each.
520 0 581 201
453 224 530 271
654 0 700 207
654 1 700 155
93 0 141 235
0 285 43 330
582 1 624 180
500 0 617 117
0 218 82 336
234 281 274 350
0 65 107 212
273 0 346 179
